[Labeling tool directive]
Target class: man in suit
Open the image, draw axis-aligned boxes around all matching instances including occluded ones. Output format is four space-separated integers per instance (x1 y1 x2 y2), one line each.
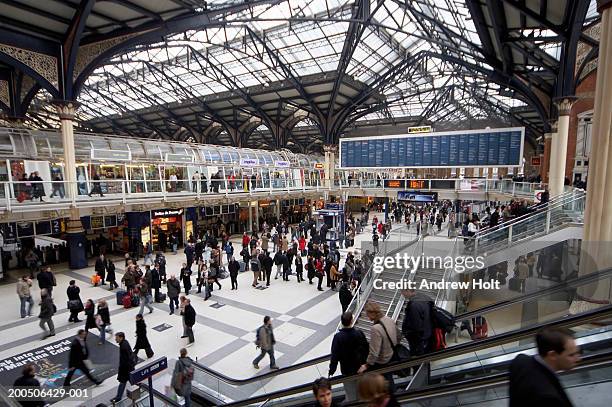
111 332 136 403
509 328 580 407
63 329 103 386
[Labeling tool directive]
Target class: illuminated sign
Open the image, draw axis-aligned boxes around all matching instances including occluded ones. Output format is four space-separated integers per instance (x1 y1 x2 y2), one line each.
397 191 438 202
91 149 131 161
407 126 432 134
90 216 104 229
531 156 542 166
407 180 426 189
383 180 405 188
314 163 324 169
152 208 184 218
165 153 194 163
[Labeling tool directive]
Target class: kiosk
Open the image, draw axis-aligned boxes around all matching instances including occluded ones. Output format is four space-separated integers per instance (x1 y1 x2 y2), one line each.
315 203 345 248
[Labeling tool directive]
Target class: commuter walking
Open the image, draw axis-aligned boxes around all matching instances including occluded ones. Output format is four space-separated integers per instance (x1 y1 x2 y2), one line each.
183 298 196 345
38 288 56 339
110 332 135 403
137 279 154 315
94 254 106 286
253 316 279 370
401 290 433 356
133 314 154 359
509 328 579 407
180 263 192 295
83 299 96 334
63 329 103 386
96 299 112 345
329 312 368 402
66 280 83 323
106 259 118 289
295 255 304 282
339 282 353 313
16 275 34 318
172 348 195 406
228 256 240 290
36 266 55 297
167 275 180 314
250 251 262 287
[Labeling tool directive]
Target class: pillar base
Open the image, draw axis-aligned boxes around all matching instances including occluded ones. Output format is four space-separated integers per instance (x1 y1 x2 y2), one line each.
67 232 88 269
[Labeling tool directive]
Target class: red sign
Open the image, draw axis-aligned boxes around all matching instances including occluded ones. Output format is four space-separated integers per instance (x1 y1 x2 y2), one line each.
531 156 542 166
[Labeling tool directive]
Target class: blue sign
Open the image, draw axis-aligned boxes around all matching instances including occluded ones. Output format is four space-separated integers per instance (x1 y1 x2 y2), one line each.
397 191 438 202
129 357 168 385
325 203 344 211
339 127 524 168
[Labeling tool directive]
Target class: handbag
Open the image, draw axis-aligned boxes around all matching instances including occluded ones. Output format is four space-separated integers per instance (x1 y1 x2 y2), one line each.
95 314 103 328
379 321 411 377
67 300 81 311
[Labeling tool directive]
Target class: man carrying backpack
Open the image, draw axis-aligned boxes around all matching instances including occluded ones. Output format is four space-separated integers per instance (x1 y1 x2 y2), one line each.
172 348 194 406
401 289 434 356
253 316 279 370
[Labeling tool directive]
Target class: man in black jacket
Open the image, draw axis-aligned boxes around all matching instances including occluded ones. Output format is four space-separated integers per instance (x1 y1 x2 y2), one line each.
63 329 103 386
94 254 106 286
228 257 240 290
111 332 135 403
36 267 55 297
13 364 44 407
262 251 274 286
183 298 196 344
509 328 580 407
328 312 368 402
401 290 433 356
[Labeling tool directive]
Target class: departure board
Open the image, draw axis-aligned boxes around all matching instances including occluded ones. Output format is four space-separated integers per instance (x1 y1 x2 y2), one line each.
339 127 524 168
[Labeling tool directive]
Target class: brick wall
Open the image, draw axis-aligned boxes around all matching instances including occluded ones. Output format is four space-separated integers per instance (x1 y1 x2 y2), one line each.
567 71 597 178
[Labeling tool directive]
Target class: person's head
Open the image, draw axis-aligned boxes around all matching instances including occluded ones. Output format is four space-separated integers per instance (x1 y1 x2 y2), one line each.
85 299 94 308
22 275 29 281
69 279 76 286
21 364 36 378
77 329 87 339
402 289 416 299
114 332 125 343
180 348 188 358
263 315 272 326
312 377 333 407
98 299 107 308
136 313 143 321
358 373 391 406
341 312 353 328
536 328 580 371
184 298 191 305
364 301 383 322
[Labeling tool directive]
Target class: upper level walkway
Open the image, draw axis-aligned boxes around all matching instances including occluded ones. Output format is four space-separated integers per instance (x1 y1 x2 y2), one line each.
0 178 546 215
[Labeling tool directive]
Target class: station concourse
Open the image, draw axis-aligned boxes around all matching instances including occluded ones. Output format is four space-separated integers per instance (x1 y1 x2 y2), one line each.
0 0 611 406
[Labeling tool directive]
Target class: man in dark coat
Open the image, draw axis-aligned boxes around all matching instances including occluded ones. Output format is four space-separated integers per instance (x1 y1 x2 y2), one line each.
228 257 240 290
63 329 103 386
133 314 154 359
94 254 106 285
36 267 55 297
183 298 196 344
66 280 83 323
106 259 118 289
509 328 580 407
328 312 368 402
13 364 44 407
401 290 433 356
151 265 161 301
339 282 353 313
111 332 135 403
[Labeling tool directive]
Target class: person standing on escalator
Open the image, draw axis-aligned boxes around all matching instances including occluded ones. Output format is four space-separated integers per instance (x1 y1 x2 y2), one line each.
401 289 434 356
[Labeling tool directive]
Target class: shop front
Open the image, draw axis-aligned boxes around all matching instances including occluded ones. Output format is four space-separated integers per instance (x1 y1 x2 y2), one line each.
150 208 184 251
126 211 151 257
280 198 310 224
80 214 125 256
197 204 240 237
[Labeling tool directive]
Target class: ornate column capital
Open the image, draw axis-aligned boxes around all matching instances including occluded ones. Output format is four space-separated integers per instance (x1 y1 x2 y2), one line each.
548 119 558 133
52 100 80 120
598 0 612 12
323 144 338 154
553 96 578 116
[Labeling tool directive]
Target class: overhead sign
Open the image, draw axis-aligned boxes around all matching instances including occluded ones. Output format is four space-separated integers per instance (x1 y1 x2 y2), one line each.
152 208 184 218
274 160 290 168
407 126 432 134
165 153 194 163
407 180 426 189
240 158 259 167
397 191 438 202
129 357 168 385
314 163 324 170
531 156 542 166
383 179 405 189
91 149 130 161
340 127 524 169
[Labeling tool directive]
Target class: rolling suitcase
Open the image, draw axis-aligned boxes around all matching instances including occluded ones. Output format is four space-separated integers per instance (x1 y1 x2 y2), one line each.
238 260 246 272
155 292 167 303
122 293 132 309
116 289 128 306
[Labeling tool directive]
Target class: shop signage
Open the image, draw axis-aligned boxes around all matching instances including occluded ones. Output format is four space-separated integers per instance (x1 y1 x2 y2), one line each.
383 179 405 188
314 163 324 169
152 208 184 218
274 160 290 168
407 125 432 134
165 153 194 163
240 158 259 166
91 149 130 161
104 215 117 228
35 221 51 235
531 156 542 166
90 216 104 229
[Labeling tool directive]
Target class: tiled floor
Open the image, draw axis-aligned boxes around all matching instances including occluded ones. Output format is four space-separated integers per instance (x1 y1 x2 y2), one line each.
0 212 400 405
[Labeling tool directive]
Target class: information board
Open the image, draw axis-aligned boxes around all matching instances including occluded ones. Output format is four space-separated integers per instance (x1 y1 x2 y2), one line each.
339 127 524 168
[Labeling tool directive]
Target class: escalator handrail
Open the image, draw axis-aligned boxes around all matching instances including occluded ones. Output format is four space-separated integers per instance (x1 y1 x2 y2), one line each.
221 303 612 405
470 190 585 239
137 383 182 406
342 348 612 406
190 267 612 386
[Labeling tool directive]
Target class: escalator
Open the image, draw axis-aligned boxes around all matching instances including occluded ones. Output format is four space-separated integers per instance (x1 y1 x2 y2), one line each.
184 268 612 405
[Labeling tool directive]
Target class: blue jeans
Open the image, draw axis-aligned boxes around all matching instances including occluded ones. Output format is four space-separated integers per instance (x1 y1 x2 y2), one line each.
115 381 127 401
139 294 153 314
19 296 33 318
253 348 276 367
98 324 108 344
